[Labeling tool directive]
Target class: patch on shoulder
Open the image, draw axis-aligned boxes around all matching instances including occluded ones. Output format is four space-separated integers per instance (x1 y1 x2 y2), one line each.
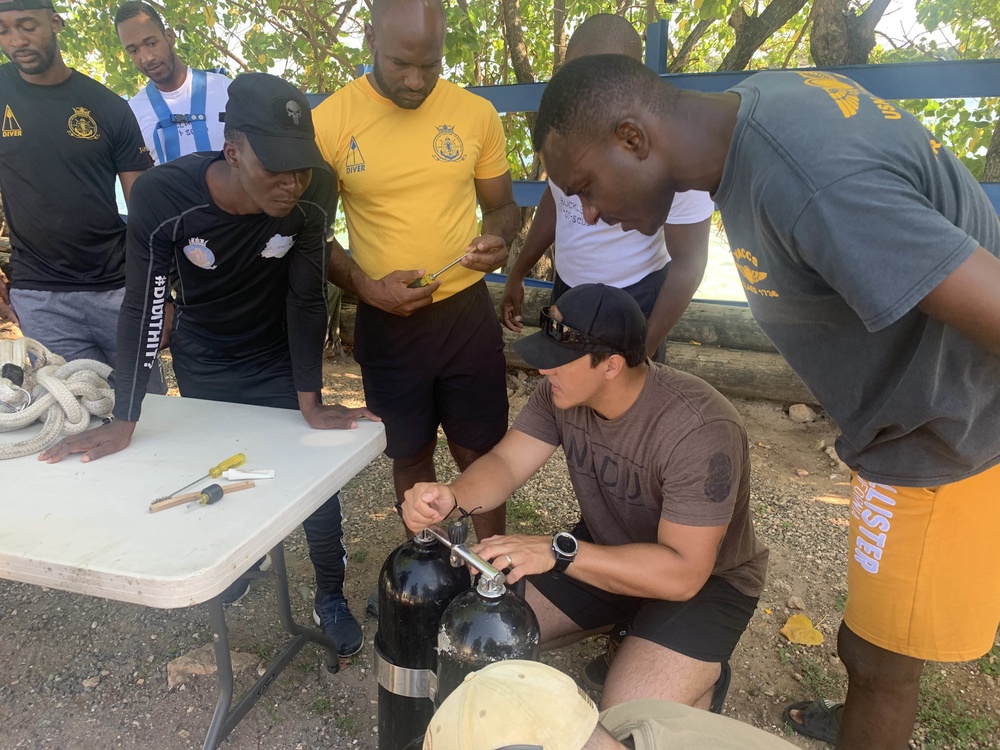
704 452 734 503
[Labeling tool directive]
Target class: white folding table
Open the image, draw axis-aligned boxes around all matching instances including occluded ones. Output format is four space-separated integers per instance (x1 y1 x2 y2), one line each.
0 394 386 749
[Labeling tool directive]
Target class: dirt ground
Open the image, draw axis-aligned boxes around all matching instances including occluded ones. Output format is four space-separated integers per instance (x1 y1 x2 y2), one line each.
2 339 998 750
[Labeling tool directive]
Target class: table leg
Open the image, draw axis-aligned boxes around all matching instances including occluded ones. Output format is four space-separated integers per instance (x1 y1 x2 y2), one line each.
269 541 341 673
201 541 343 750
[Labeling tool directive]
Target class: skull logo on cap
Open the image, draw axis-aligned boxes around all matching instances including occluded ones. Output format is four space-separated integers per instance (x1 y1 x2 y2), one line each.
285 100 302 126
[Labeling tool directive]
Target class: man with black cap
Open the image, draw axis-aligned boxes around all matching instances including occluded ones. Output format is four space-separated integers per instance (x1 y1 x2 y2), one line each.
401 283 768 712
40 73 377 659
0 0 161 390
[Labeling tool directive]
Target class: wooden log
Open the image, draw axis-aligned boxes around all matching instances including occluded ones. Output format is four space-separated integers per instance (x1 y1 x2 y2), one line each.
339 306 815 406
483 281 777 354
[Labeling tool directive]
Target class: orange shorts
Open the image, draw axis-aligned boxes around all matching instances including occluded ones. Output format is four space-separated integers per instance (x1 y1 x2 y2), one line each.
844 463 1000 661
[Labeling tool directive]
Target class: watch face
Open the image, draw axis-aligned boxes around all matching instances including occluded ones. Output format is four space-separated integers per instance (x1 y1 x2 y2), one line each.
555 533 577 556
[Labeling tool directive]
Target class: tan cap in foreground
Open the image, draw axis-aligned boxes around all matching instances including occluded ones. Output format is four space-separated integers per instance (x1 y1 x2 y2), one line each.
424 660 599 750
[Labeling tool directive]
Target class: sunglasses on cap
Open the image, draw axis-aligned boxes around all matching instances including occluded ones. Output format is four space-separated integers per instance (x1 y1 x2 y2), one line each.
539 306 617 351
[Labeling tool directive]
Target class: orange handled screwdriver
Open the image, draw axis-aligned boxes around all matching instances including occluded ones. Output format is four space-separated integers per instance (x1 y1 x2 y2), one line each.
154 453 247 502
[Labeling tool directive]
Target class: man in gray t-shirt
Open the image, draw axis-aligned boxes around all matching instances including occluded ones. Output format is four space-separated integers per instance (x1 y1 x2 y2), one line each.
401 284 768 714
533 55 1000 750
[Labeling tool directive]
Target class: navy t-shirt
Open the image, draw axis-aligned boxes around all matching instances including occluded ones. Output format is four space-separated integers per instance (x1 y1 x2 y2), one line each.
0 65 152 290
715 71 1000 485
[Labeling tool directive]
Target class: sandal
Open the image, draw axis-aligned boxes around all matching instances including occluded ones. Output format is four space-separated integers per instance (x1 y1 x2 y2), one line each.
782 698 842 745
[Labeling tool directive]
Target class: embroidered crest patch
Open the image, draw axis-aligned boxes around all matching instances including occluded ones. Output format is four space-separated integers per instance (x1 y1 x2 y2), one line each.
183 237 217 269
432 124 464 162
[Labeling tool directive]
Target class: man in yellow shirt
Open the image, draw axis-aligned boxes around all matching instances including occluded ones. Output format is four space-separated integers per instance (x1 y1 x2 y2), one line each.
314 0 519 562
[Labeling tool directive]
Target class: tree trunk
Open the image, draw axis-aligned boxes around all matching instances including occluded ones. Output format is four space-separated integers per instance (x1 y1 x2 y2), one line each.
983 119 1000 182
499 0 535 85
810 0 893 66
670 18 715 73
553 0 567 71
718 0 809 71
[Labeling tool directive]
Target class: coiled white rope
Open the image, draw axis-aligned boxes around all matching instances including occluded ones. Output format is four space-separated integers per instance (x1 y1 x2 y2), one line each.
0 337 114 459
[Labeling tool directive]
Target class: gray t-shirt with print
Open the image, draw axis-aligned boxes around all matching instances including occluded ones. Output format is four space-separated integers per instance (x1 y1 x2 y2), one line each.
513 363 768 598
715 70 1000 486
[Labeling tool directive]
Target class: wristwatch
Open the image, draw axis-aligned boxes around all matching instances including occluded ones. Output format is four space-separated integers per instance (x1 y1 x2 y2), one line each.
551 531 578 577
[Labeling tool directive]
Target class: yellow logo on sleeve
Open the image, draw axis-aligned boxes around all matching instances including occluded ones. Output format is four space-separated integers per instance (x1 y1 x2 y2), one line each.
2 105 22 137
67 107 100 140
798 72 902 121
930 139 942 158
798 72 861 118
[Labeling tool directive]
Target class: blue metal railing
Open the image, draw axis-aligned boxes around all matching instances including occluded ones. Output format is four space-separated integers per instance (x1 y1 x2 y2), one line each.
307 57 1000 213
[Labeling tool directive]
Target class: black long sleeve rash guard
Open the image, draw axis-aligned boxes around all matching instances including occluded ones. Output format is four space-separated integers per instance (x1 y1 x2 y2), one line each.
113 152 333 422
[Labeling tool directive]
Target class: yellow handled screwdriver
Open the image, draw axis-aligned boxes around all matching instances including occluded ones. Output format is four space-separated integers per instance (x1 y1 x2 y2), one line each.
407 252 471 289
154 453 246 502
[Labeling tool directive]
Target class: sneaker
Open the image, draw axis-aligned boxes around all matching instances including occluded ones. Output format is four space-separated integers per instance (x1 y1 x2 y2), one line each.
220 555 271 605
581 624 627 691
313 593 364 657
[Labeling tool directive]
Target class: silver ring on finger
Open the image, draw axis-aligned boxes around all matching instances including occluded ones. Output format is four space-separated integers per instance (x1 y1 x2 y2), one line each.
504 554 513 568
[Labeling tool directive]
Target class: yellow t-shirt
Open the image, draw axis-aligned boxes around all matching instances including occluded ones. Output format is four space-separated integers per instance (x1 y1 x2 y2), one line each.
314 76 510 300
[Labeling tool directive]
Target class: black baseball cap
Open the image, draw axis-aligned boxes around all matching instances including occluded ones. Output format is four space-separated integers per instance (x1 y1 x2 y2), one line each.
223 73 329 173
514 283 647 369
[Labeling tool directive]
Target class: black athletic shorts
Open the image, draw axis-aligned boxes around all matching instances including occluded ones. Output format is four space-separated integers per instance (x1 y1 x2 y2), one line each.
170 334 297 410
529 570 758 663
353 279 508 459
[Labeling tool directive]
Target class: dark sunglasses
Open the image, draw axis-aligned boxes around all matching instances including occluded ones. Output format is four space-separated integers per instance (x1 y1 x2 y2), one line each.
540 306 617 351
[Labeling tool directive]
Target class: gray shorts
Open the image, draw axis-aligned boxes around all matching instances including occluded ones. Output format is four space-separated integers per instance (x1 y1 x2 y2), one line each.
10 287 165 394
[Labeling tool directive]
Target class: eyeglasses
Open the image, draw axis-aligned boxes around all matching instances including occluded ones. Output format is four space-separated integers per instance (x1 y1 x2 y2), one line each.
539 306 617 351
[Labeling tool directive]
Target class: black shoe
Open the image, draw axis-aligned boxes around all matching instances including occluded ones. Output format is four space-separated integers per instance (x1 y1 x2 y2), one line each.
580 624 627 692
313 593 364 657
220 555 271 605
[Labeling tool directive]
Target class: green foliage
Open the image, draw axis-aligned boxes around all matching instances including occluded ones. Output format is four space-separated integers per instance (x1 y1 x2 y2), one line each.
309 696 332 715
798 653 842 698
506 494 545 533
51 1 999 179
334 713 359 734
978 645 1000 678
917 670 998 749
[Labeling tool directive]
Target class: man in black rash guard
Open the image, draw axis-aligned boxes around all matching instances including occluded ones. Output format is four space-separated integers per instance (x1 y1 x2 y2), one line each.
41 73 378 659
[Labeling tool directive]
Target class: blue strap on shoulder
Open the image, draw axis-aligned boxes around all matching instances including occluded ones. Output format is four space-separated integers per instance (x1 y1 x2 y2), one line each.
145 69 212 163
189 70 211 153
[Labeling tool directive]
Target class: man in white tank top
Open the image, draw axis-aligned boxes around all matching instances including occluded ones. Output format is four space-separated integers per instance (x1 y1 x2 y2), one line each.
501 15 713 359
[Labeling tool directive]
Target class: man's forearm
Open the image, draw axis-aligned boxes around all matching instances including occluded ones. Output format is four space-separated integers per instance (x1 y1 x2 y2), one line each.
508 190 556 281
646 261 704 352
569 541 710 601
482 201 520 248
327 240 371 300
449 451 523 516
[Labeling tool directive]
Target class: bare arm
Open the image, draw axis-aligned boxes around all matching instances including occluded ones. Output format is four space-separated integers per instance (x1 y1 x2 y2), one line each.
0 268 17 327
401 429 557 530
475 516 727 600
500 187 556 332
645 218 711 356
917 246 1000 357
476 172 519 248
118 171 144 207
